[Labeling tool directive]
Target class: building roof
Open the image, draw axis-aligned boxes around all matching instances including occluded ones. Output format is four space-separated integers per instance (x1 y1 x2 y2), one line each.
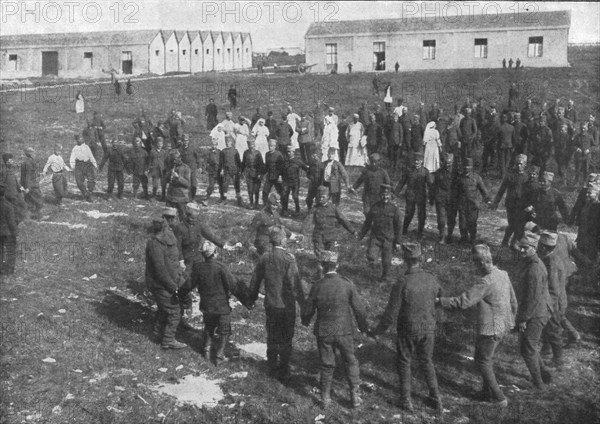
188 31 200 42
0 30 161 49
200 31 212 43
305 10 571 38
161 30 175 43
211 31 223 43
175 31 189 44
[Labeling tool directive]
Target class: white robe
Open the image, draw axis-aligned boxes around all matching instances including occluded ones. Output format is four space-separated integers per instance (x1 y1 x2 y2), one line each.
321 119 339 161
251 124 270 160
423 122 442 173
344 122 367 167
287 112 300 149
75 95 85 114
210 126 226 150
234 123 250 158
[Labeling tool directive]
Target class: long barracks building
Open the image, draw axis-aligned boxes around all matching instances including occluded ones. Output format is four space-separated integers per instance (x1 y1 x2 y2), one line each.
0 29 253 79
305 10 570 73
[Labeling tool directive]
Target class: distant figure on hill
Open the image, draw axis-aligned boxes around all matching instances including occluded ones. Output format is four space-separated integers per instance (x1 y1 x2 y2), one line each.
516 58 521 68
114 79 121 97
509 58 514 69
395 61 400 73
75 91 84 114
126 79 133 96
348 62 352 73
227 85 237 110
502 58 506 69
372 75 380 96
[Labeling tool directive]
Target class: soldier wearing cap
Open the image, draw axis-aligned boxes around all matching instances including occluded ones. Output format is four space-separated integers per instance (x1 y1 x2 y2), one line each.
99 138 126 200
179 134 202 201
430 153 458 243
512 112 529 158
573 122 594 186
20 147 43 219
350 153 391 216
491 153 529 247
394 152 430 238
126 137 150 199
358 184 402 282
569 173 598 226
219 135 243 206
2 153 27 223
302 186 357 277
528 171 569 231
247 192 290 255
574 178 600 263
305 150 325 210
437 244 517 407
281 144 307 215
247 226 305 381
498 113 515 178
454 158 492 244
515 232 554 389
552 107 575 181
202 136 222 205
241 138 265 209
262 139 285 206
532 115 553 174
189 241 247 364
0 181 18 280
460 107 478 160
302 250 369 408
69 134 98 202
145 213 188 349
372 243 443 413
42 144 70 205
148 137 168 200
537 231 565 367
165 150 191 220
321 146 350 207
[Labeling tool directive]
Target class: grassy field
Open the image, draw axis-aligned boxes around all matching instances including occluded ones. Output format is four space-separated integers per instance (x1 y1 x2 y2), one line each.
1 46 599 424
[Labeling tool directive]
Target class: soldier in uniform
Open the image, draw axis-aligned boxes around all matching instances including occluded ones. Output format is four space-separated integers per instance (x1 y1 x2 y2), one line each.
262 140 285 205
491 154 529 247
527 171 569 231
302 251 369 408
99 139 126 200
537 232 565 368
20 147 43 219
247 227 305 381
372 243 443 413
128 137 149 199
394 152 429 238
247 192 289 256
148 137 168 200
512 112 529 158
203 137 222 205
179 134 202 201
165 150 191 220
573 123 594 186
303 186 357 277
460 107 478 160
498 114 515 178
69 134 98 202
350 153 391 216
321 147 350 206
430 153 457 243
145 213 187 350
241 138 265 209
205 98 218 131
190 241 247 364
297 112 314 163
305 150 325 211
358 184 402 282
515 232 553 389
42 144 69 205
281 145 305 215
456 158 492 244
437 244 517 407
0 182 18 280
532 116 553 174
552 107 575 182
219 136 243 206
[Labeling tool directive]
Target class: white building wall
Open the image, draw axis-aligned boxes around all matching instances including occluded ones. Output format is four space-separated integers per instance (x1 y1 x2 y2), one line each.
164 33 178 73
149 33 165 74
213 32 224 71
202 34 214 71
223 33 233 70
190 32 202 73
178 33 191 72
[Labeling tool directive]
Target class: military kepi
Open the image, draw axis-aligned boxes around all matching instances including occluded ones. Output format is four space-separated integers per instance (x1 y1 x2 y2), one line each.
402 242 421 258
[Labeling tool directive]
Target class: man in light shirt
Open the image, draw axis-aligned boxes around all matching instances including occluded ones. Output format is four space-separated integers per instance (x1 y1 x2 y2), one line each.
69 134 97 202
43 144 70 205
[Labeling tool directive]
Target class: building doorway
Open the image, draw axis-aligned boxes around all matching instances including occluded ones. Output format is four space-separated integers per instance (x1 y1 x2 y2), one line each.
121 51 133 74
373 42 385 71
41 51 59 76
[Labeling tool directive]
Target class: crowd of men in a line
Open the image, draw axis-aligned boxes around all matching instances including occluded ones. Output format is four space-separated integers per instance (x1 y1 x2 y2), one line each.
1 88 599 414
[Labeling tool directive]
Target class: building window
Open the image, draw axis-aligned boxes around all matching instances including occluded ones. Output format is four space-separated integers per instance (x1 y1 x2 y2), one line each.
195 49 198 55
373 42 385 71
325 43 337 71
236 48 240 53
423 40 436 60
227 48 231 54
246 48 248 53
8 54 17 70
217 49 221 54
474 39 488 58
169 50 174 53
155 50 160 56
83 52 93 68
183 50 186 55
206 49 210 54
528 37 543 57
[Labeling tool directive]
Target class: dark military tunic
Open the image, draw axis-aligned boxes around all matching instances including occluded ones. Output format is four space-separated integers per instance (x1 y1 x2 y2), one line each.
352 165 391 215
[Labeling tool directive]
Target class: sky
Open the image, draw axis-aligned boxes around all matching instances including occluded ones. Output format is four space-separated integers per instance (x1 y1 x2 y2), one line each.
1 1 598 50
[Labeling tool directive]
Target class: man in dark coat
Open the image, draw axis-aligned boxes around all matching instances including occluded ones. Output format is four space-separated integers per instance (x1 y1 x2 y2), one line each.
297 112 314 163
515 232 554 389
498 114 515 178
99 139 126 200
372 243 443 413
321 147 350 206
262 140 285 205
305 151 324 210
227 85 237 110
247 193 289 256
350 153 390 216
165 150 191 220
359 184 402 282
0 182 18 279
430 153 457 243
573 123 595 186
179 134 202 201
275 114 294 153
128 137 149 199
527 171 569 231
241 138 265 209
148 137 168 200
205 98 218 131
491 154 529 247
203 137 222 205
395 152 429 238
456 158 492 244
281 145 305 215
386 112 403 170
190 241 246 364
265 111 278 139
247 227 305 381
20 147 43 219
219 136 242 206
552 108 575 181
460 108 478 160
145 215 187 349
302 251 369 408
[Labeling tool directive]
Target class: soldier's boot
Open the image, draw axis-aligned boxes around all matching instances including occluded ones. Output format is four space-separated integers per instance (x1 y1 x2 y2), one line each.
540 343 552 358
215 335 229 365
501 229 512 247
133 188 138 199
439 228 447 244
278 347 292 382
236 195 243 207
294 199 300 214
143 185 149 200
152 320 162 342
200 331 213 359
320 376 332 408
191 186 197 201
428 393 443 415
151 187 158 200
350 386 363 408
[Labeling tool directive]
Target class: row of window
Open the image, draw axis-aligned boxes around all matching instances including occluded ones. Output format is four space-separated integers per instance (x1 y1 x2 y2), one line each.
325 36 544 70
155 47 249 56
